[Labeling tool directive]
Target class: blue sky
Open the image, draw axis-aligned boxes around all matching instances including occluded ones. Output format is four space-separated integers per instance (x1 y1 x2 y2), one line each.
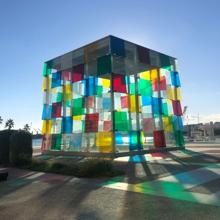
0 0 220 131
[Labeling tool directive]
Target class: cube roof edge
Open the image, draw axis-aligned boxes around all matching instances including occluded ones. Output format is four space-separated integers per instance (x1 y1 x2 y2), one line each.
45 35 177 68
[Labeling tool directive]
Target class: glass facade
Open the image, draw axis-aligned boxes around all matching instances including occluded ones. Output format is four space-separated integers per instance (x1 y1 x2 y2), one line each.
41 35 184 155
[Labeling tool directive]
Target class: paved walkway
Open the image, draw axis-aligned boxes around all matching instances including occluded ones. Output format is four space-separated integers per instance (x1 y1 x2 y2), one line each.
104 150 220 207
0 145 220 220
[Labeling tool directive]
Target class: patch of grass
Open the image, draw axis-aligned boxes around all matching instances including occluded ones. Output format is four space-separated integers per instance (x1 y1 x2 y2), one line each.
27 159 124 178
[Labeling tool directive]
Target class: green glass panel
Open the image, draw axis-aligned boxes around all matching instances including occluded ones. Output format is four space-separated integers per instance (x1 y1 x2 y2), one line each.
43 63 52 76
140 87 152 96
114 112 129 131
96 85 103 96
82 121 85 132
51 134 62 150
56 93 63 102
97 55 112 75
130 132 137 145
129 84 135 95
66 100 72 107
162 102 168 116
138 79 151 90
174 130 184 147
72 98 84 116
138 79 152 96
163 65 172 71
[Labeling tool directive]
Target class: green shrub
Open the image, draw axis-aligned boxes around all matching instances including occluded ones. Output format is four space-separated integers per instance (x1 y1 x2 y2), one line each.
29 160 49 171
0 130 17 164
78 159 119 177
26 158 124 178
49 162 79 175
10 130 33 166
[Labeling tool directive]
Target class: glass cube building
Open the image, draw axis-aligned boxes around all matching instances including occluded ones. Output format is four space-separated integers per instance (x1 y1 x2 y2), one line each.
41 35 184 156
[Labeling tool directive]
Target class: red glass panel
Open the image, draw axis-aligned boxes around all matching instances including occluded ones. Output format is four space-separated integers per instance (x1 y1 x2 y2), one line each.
172 100 182 116
72 64 84 83
121 96 128 108
153 130 166 147
85 113 99 132
113 74 127 93
52 102 62 118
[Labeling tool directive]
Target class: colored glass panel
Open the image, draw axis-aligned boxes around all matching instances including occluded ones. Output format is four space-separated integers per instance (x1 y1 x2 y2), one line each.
85 113 99 132
139 71 151 80
96 132 113 152
137 46 150 64
72 98 84 116
129 131 143 150
52 102 62 118
97 55 112 75
110 36 125 57
51 134 62 150
114 111 129 131
62 117 73 134
174 130 184 146
172 100 182 116
113 74 127 93
52 71 62 88
153 130 166 147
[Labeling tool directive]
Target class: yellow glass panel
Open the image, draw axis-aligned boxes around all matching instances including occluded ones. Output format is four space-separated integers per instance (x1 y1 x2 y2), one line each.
138 96 142 112
141 131 145 143
163 117 173 132
47 120 52 134
65 93 72 101
42 120 47 135
167 86 174 100
102 78 110 88
73 115 82 120
140 71 150 80
176 88 182 100
96 132 113 152
151 69 158 80
171 88 181 100
42 120 52 135
51 88 57 94
171 89 175 100
130 95 136 112
42 77 47 91
65 84 72 94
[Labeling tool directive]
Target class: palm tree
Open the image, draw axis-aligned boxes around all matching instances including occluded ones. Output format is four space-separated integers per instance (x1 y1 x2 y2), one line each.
5 119 14 130
23 123 30 132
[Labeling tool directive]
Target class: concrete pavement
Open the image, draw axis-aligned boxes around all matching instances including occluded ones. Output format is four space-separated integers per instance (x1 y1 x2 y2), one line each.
0 145 220 220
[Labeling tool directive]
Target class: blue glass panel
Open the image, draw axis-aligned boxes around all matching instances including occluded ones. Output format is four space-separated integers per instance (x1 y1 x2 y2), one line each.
142 96 152 106
42 105 52 120
152 97 162 115
52 71 62 88
115 132 123 144
42 104 47 120
103 97 111 109
72 133 82 148
85 77 97 96
178 116 184 130
62 117 72 134
110 36 125 57
129 131 143 151
175 72 181 87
